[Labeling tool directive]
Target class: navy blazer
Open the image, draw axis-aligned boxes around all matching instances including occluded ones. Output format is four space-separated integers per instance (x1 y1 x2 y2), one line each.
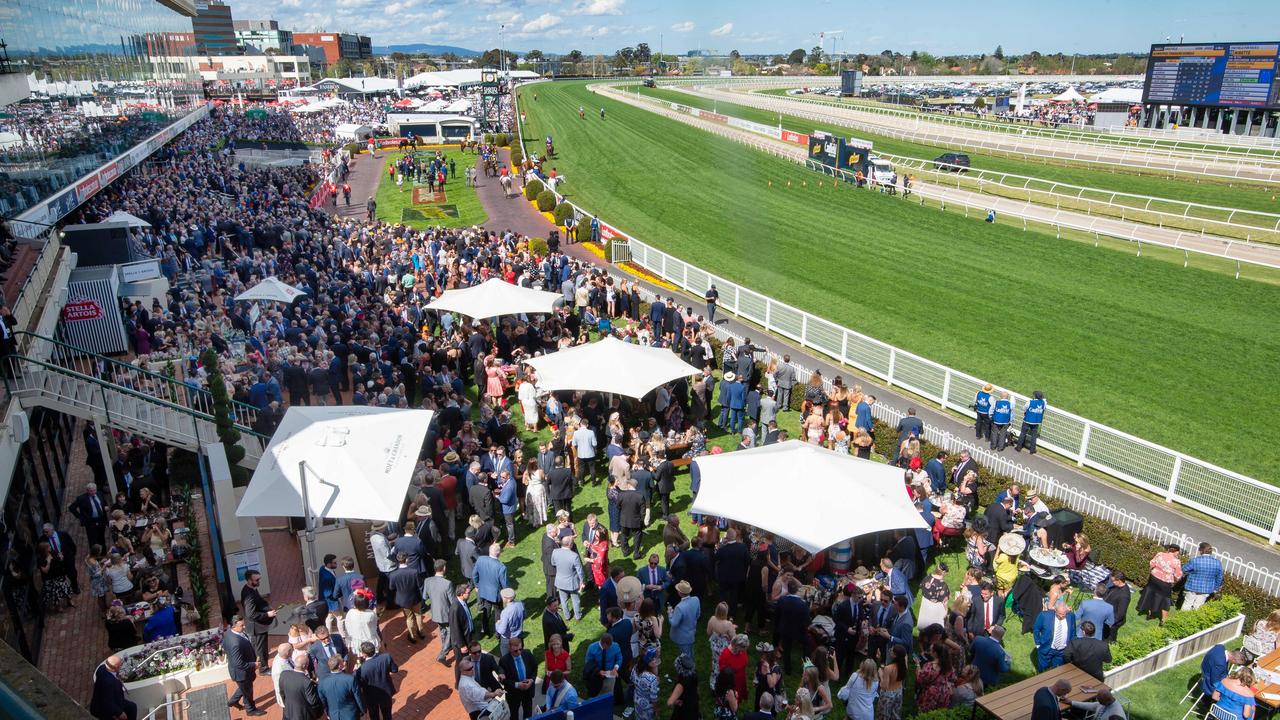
1030 686 1062 720
356 652 399 697
636 565 669 606
308 634 349 678
89 663 133 719
598 578 618 625
222 630 256 681
318 672 365 720
971 635 1011 688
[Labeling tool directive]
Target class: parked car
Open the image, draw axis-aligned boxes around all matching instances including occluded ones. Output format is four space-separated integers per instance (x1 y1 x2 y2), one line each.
934 152 971 172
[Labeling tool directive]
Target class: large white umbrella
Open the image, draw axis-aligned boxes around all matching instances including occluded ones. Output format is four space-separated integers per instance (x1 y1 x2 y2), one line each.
425 278 563 318
1051 87 1086 103
690 440 929 553
235 276 308 304
523 336 700 399
236 406 434 582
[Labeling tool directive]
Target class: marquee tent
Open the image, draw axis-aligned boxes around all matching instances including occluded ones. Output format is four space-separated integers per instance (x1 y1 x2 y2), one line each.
523 336 700 399
425 277 562 318
235 276 307 304
690 440 929 553
236 406 434 580
1052 87 1086 103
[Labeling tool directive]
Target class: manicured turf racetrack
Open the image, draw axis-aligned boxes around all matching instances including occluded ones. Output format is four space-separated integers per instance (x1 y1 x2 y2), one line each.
517 79 1280 482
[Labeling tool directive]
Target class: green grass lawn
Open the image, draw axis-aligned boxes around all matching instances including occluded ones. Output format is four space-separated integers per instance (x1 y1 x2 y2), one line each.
457 377 1186 720
516 80 1280 483
373 148 488 229
651 87 1280 215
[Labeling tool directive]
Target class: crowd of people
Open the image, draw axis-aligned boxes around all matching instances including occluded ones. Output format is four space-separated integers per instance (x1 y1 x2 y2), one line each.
66 101 1274 720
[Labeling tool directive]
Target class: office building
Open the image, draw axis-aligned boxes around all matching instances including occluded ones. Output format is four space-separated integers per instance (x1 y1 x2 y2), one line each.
234 19 294 54
293 31 373 66
192 0 238 54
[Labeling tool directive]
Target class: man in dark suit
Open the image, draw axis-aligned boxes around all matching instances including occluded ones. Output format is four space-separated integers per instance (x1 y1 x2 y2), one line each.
457 528 480 581
652 457 676 518
894 407 924 461
448 584 477 680
308 626 348 679
90 655 137 720
1064 621 1112 682
241 570 276 673
1033 603 1077 671
1030 680 1072 720
965 582 1005 639
971 625 1011 688
541 595 573 647
984 495 1015 544
925 451 949 495
637 553 669 609
617 481 647 560
598 566 622 626
465 641 503 692
951 450 978 488
670 544 711 598
355 641 399 720
68 482 109 550
831 586 864 671
743 693 778 720
392 525 427 579
541 524 561 600
222 616 265 715
279 653 322 720
775 579 811 674
499 636 540 720
317 655 364 720
299 586 328 632
389 552 425 643
715 528 749 617
41 522 78 594
547 456 575 515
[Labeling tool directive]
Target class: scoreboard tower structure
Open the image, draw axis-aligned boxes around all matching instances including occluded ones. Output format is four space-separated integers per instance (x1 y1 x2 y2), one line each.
1141 42 1280 137
479 67 506 132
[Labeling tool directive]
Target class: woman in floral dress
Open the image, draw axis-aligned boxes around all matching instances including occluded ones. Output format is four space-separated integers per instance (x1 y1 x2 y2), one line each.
631 649 660 720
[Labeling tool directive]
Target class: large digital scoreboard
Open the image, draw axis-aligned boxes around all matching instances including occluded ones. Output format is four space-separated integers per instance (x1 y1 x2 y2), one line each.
1143 42 1280 109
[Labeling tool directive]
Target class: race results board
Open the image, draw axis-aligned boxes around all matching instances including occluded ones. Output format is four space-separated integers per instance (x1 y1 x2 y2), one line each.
1144 42 1280 109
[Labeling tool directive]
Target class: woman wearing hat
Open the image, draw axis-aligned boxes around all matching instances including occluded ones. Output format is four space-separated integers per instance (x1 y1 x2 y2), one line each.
631 647 660 720
993 534 1026 596
667 653 701 720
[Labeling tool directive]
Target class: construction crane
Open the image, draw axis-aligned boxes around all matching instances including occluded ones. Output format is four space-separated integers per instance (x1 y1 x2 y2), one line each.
817 30 844 64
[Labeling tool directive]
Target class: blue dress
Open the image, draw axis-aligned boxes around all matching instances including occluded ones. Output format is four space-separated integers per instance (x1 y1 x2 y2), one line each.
1214 682 1257 719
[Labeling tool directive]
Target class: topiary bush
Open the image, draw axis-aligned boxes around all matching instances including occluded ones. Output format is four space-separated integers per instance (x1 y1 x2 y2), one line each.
510 145 524 167
201 348 250 486
553 202 574 226
529 237 550 256
536 189 557 212
496 133 511 147
483 133 494 145
524 178 545 201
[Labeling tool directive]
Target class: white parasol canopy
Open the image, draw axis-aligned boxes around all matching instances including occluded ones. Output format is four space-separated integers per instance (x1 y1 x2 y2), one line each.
104 210 151 228
1052 86 1086 103
523 335 700 399
235 276 308 304
425 278 563 318
236 406 434 523
690 440 929 553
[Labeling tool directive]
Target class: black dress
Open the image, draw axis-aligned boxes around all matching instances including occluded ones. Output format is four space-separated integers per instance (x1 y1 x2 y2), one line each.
106 618 139 651
672 671 702 720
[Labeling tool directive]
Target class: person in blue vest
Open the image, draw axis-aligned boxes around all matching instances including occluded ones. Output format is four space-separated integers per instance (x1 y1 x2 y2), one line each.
973 383 994 441
590 216 601 244
1015 391 1046 454
990 391 1013 451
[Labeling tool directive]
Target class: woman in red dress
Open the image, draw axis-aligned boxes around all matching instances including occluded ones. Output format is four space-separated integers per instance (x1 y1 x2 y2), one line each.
589 530 610 587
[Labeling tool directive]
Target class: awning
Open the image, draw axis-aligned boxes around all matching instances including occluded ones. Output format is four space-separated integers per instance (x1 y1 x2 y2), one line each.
425 278 562 318
523 336 700 399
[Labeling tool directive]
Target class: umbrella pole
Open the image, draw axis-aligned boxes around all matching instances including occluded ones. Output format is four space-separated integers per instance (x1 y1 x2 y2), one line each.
298 460 320 588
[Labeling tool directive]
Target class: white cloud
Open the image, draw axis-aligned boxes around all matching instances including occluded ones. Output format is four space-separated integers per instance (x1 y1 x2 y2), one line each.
521 13 563 32
710 22 733 37
671 21 695 32
482 9 524 24
572 0 624 15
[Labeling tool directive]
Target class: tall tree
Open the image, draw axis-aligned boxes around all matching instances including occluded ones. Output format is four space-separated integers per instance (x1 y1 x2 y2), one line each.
635 43 652 64
787 48 806 65
566 49 584 63
809 46 824 66
729 49 741 61
993 44 1005 60
525 49 544 61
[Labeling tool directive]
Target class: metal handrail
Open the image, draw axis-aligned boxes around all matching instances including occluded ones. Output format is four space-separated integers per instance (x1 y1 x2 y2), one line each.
142 698 190 720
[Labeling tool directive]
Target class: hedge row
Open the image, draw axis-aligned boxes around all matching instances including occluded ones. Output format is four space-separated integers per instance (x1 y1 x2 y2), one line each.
536 189 558 212
553 202 574 226
694 335 1279 624
1107 595 1243 667
524 178 545 201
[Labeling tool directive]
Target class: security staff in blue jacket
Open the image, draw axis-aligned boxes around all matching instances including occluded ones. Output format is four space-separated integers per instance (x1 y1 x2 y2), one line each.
973 383 994 441
1016 391 1046 454
990 391 1013 451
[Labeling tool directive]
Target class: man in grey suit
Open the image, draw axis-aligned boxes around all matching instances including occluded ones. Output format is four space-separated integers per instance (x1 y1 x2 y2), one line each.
775 356 797 411
423 559 455 662
551 535 584 622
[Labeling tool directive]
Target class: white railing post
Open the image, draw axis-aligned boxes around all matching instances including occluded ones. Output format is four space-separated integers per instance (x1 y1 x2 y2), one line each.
1077 422 1092 467
1270 509 1280 546
940 370 952 411
841 331 849 365
800 315 809 349
886 348 897 387
764 302 772 333
1166 455 1183 503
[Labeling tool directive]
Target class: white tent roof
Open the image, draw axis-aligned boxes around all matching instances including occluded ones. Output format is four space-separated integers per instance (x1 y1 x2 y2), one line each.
690 440 929 553
425 278 562 318
1088 87 1143 104
422 99 449 111
104 210 151 228
1052 86 1086 103
405 68 540 89
235 276 307 303
524 336 700 399
445 99 472 113
237 406 434 522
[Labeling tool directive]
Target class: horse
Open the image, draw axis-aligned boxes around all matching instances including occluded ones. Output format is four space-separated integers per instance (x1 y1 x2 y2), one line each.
500 174 513 198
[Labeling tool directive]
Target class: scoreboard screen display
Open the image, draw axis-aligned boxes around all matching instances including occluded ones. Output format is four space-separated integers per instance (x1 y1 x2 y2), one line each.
1144 42 1280 109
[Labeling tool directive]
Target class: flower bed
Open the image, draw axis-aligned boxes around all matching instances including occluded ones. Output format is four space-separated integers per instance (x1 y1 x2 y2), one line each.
118 627 228 710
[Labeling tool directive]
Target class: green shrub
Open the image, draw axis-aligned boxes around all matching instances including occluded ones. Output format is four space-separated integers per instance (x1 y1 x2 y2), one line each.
1110 625 1168 667
510 145 524 166
524 178 545 200
496 132 511 147
915 707 991 720
553 202 575 226
483 133 494 145
529 237 550 255
536 189 557 212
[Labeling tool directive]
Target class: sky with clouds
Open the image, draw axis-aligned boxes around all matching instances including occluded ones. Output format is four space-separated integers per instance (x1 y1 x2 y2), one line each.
240 0 1277 55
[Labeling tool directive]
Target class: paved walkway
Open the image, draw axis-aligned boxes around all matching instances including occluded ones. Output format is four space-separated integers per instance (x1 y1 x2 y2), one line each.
477 137 1280 577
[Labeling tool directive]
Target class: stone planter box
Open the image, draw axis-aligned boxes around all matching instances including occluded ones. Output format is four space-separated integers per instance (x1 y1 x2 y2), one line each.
123 663 227 710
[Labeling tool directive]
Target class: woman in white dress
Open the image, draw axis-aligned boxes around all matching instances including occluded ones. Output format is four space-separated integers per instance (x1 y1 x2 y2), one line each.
517 378 539 431
524 459 548 527
342 594 381 658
